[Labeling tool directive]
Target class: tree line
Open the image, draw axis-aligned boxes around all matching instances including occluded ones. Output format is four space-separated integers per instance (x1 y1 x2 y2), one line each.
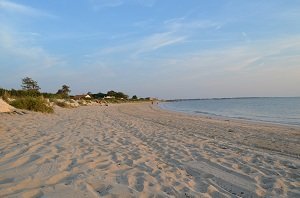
1 77 142 100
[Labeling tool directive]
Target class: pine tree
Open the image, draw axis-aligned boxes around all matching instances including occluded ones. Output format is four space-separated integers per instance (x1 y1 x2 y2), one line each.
21 77 40 91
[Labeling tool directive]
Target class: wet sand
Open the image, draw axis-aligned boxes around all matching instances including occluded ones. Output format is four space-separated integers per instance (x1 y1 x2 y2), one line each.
0 103 299 197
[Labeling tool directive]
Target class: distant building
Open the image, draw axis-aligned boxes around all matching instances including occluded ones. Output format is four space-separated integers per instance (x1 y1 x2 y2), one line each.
104 96 115 99
73 94 92 100
146 97 157 101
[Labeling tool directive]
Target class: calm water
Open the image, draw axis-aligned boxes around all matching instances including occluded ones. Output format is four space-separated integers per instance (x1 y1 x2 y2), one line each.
159 97 300 126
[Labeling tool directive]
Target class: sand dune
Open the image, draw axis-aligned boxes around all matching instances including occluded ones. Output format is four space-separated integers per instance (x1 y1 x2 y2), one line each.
0 103 299 197
0 99 14 113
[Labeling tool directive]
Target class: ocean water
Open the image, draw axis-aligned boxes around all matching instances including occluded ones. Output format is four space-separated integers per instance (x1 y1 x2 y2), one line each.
159 97 300 126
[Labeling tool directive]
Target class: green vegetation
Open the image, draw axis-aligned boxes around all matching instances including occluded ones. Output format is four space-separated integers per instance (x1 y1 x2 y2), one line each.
91 92 106 99
21 77 40 91
1 77 156 113
132 95 138 100
56 85 71 98
1 90 10 103
54 101 72 108
78 100 87 106
0 88 41 98
10 97 54 113
106 90 129 99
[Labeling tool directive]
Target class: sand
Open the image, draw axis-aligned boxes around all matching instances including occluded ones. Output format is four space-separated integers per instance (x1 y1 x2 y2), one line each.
0 103 299 197
0 99 14 113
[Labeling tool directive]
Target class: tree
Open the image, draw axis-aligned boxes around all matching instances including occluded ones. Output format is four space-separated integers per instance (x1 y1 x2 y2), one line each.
57 85 71 96
132 95 138 100
21 77 40 91
116 92 128 99
92 92 106 99
107 90 117 97
106 90 128 99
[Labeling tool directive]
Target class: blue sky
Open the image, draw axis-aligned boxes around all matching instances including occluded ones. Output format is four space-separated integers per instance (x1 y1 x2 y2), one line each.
0 0 300 99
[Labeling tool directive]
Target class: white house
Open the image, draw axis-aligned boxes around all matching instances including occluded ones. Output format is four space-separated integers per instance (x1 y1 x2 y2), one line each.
73 94 92 100
104 96 115 99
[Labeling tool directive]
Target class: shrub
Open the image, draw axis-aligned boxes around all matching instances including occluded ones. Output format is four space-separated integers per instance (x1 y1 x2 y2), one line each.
1 91 10 103
78 100 87 106
55 101 72 108
10 97 54 113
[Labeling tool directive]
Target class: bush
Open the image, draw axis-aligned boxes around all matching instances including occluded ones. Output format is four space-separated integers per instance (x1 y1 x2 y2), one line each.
78 100 87 106
1 91 10 103
0 88 41 98
10 97 54 113
54 101 72 108
42 92 65 99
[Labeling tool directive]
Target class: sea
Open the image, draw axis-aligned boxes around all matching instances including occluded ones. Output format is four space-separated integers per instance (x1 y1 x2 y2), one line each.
159 97 300 126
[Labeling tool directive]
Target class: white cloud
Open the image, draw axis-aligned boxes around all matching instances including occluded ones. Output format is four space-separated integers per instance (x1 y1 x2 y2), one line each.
110 36 300 98
0 0 55 17
242 32 251 43
90 0 123 9
133 32 186 56
90 17 222 58
90 0 157 9
89 31 186 59
171 36 300 73
164 18 222 32
137 0 156 7
0 27 63 76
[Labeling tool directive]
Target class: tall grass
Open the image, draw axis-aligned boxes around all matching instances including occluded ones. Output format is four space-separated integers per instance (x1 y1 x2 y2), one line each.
10 97 54 113
54 100 72 108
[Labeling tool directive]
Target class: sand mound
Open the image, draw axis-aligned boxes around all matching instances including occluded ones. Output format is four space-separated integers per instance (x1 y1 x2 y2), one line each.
0 99 14 113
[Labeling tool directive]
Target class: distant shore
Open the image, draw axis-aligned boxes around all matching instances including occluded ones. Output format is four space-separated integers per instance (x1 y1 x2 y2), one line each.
0 103 299 197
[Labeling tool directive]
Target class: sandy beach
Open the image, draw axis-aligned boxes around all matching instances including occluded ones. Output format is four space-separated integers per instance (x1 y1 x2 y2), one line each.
0 103 299 197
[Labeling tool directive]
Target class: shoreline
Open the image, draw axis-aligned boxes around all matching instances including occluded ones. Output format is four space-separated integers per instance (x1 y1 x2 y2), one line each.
158 101 300 129
152 103 300 158
0 103 299 197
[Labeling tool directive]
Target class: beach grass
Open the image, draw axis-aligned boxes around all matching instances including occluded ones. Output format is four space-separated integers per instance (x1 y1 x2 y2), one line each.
10 97 54 113
54 100 72 108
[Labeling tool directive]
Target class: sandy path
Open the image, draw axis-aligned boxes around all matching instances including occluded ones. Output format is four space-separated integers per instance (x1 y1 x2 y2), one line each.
0 103 299 197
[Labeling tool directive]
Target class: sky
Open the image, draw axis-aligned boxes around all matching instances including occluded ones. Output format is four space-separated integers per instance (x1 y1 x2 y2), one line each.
0 0 300 99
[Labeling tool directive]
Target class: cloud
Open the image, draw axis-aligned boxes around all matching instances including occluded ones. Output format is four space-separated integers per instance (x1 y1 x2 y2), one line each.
137 0 157 7
88 31 186 60
90 0 123 9
0 0 55 17
133 32 186 56
91 17 222 58
242 32 251 43
121 36 300 98
0 26 63 79
169 36 300 73
164 18 222 31
90 0 157 9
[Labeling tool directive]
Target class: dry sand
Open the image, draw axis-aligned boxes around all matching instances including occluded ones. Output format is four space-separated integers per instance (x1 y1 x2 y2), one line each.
0 103 299 197
0 99 14 113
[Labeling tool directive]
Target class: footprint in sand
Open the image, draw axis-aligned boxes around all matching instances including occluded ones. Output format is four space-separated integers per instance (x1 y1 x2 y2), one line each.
134 172 145 192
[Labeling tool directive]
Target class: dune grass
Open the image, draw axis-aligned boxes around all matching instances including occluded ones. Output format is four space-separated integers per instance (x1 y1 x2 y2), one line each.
53 100 72 108
10 97 54 113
